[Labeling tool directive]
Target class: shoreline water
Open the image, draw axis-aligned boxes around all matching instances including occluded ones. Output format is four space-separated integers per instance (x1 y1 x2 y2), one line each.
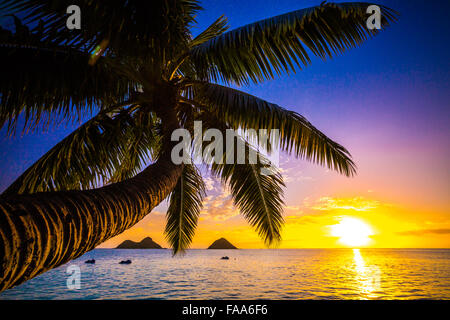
1 248 449 300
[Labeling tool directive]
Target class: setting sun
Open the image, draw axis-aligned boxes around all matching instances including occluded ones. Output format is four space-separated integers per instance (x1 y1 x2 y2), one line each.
330 217 374 247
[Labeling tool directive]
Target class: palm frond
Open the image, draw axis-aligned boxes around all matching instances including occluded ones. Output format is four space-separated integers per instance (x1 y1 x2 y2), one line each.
166 15 229 80
189 2 398 85
1 0 202 61
189 15 229 48
192 82 356 176
165 164 205 254
214 157 285 246
199 115 285 245
0 21 134 134
1 106 158 195
108 112 161 184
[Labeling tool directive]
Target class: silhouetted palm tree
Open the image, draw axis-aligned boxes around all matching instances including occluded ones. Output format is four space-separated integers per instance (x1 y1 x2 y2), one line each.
0 1 397 291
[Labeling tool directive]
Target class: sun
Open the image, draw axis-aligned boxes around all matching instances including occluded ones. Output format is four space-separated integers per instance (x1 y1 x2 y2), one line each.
330 217 374 247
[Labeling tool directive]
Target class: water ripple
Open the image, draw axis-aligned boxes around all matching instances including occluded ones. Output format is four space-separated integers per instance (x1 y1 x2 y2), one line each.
0 249 449 299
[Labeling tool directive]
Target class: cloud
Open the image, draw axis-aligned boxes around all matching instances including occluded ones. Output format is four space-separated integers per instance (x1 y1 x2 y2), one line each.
284 205 301 211
279 166 313 183
203 176 216 191
201 187 239 221
308 196 380 212
397 228 450 236
282 205 303 216
285 215 319 225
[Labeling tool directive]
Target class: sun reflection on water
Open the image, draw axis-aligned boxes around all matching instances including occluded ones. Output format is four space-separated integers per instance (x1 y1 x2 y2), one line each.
353 249 382 299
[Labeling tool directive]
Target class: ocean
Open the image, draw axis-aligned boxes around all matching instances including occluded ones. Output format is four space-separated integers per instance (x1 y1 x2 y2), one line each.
1 248 449 300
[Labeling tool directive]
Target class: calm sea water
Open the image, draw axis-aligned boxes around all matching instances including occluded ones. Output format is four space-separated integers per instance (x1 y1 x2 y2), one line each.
1 249 449 300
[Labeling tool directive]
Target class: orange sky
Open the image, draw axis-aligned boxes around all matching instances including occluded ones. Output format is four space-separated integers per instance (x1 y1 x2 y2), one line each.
99 152 450 249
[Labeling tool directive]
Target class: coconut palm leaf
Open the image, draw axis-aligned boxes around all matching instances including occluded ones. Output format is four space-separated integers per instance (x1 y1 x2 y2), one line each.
0 0 202 60
108 111 162 184
191 82 356 176
213 152 285 245
167 15 229 80
198 115 285 245
189 15 229 48
190 2 398 85
0 22 135 134
2 106 160 195
165 164 205 254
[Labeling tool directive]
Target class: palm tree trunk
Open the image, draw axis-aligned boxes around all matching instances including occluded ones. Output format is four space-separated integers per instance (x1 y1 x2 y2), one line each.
0 108 183 292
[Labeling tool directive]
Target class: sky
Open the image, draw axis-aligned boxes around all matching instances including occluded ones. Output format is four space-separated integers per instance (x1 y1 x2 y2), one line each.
0 0 449 249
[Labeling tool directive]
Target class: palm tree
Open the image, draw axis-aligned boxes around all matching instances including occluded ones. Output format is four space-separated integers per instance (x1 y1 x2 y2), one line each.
0 1 397 292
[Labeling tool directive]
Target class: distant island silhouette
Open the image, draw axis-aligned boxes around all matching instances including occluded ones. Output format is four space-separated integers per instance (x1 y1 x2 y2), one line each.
116 237 162 249
208 238 237 249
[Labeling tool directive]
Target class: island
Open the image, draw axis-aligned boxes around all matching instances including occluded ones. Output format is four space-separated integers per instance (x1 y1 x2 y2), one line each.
207 238 237 249
116 237 163 249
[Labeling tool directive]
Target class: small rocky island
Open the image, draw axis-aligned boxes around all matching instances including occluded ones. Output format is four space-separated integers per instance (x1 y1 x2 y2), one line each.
207 238 237 249
116 237 162 249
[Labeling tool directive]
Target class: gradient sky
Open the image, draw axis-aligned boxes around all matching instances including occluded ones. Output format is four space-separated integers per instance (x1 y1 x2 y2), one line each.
0 0 449 248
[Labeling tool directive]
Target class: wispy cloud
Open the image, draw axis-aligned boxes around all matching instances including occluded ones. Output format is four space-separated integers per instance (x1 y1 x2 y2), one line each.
279 166 314 183
307 196 380 212
397 228 450 236
285 215 319 225
201 186 239 221
203 176 216 191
